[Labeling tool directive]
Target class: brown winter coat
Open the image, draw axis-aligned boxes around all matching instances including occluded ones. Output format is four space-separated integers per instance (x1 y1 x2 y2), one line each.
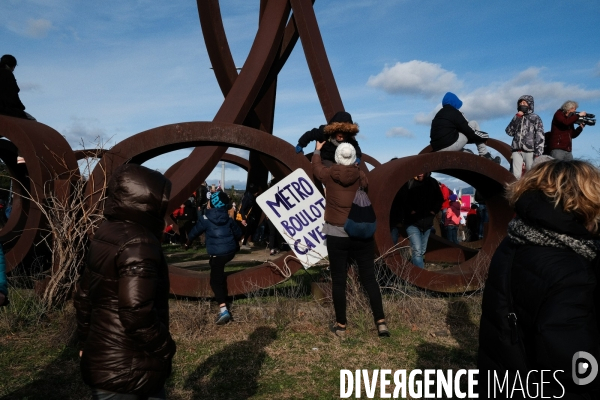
74 164 176 396
312 153 367 227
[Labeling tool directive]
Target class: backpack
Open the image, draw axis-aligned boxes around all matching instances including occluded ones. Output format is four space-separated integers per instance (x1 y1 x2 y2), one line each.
344 188 377 239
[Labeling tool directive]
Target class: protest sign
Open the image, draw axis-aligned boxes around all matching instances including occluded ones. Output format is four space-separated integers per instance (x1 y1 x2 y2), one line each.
256 169 327 268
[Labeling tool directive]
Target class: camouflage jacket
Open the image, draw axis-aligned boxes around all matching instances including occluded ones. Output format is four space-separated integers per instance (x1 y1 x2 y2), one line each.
505 95 545 156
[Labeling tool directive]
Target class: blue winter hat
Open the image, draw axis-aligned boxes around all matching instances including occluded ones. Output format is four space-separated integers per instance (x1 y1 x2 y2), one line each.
442 92 463 110
210 191 230 208
449 194 458 202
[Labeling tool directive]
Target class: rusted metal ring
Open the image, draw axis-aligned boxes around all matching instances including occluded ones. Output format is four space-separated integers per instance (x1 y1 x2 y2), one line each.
86 121 312 297
369 152 515 292
0 116 79 272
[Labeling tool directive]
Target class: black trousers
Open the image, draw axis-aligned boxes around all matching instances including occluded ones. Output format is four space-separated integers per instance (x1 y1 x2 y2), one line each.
209 252 235 304
268 220 282 250
326 235 385 325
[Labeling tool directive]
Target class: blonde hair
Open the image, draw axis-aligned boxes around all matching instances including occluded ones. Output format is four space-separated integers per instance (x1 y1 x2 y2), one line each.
506 159 600 233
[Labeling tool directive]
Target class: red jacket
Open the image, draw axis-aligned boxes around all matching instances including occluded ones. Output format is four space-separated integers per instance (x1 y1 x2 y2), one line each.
440 183 451 209
547 109 583 152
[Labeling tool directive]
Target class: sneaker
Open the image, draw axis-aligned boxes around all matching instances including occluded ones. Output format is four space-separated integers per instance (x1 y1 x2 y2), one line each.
482 152 501 164
240 244 251 250
377 322 391 338
330 323 346 339
461 148 474 154
215 310 232 325
270 249 279 256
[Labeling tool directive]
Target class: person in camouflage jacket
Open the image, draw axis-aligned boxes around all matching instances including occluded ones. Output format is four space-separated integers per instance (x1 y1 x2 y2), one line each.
505 95 545 179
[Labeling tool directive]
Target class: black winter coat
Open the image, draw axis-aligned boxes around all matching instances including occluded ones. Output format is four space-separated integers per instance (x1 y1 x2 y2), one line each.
478 191 600 398
298 125 362 163
74 164 176 396
430 105 485 151
0 68 27 119
397 176 444 231
188 207 242 256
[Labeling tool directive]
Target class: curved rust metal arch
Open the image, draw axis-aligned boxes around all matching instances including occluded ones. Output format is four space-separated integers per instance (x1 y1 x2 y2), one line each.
369 152 515 292
86 121 313 297
0 116 79 271
361 153 381 170
419 138 513 163
167 0 294 213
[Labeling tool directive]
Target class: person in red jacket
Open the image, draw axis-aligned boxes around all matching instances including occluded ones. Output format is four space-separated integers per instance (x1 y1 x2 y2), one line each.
438 182 451 237
546 100 587 161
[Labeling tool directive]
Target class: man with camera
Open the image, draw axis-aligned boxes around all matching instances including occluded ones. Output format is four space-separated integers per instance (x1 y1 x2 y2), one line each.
546 100 592 160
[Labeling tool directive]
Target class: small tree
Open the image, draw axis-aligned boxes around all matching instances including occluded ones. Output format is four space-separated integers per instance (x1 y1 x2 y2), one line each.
3 145 108 310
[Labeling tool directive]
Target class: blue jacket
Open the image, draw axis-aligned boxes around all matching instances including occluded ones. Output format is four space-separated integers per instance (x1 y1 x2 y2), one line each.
0 243 8 302
188 208 242 256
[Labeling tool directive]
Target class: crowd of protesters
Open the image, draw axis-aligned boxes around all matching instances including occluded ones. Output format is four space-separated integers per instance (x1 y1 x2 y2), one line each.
3 53 598 397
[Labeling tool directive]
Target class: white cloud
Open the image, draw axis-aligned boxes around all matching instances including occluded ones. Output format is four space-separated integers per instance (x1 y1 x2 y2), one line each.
61 117 107 147
414 67 600 124
367 60 462 96
595 61 600 77
461 68 600 121
26 18 53 38
385 127 414 138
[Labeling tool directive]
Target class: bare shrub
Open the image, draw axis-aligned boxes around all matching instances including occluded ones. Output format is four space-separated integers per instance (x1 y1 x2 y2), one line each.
2 143 108 311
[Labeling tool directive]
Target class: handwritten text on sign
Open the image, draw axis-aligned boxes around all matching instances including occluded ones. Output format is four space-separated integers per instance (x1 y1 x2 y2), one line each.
256 169 327 268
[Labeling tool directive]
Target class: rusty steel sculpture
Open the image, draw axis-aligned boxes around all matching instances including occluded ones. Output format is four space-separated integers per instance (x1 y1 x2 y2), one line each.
0 0 516 295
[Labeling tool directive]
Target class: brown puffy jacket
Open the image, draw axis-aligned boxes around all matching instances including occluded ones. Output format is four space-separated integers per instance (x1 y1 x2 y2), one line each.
312 153 367 226
74 164 176 395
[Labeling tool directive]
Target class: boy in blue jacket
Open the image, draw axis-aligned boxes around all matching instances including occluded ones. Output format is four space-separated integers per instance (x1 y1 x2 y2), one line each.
186 191 242 325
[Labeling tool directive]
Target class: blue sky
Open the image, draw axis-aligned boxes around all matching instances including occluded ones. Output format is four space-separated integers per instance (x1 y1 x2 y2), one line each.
2 0 600 190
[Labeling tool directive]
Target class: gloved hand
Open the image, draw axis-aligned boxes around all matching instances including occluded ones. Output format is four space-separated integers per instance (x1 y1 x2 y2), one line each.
355 157 361 165
295 145 304 154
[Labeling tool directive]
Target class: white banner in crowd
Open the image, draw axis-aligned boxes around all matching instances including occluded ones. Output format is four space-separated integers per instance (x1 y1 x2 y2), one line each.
256 169 327 268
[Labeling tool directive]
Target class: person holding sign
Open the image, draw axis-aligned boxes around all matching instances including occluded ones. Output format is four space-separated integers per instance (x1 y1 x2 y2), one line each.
312 141 389 338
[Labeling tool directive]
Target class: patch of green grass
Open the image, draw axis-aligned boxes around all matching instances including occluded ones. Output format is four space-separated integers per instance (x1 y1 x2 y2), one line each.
0 284 481 399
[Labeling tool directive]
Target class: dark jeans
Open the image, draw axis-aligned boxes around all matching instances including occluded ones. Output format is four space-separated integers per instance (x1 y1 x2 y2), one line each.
446 225 458 244
242 215 259 244
210 252 235 304
326 235 385 325
91 387 166 400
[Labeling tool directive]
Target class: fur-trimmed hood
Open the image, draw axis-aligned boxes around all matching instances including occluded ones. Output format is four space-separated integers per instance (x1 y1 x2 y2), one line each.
323 111 359 136
323 122 359 136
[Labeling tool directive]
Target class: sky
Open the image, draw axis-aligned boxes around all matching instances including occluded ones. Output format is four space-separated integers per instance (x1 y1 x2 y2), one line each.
2 0 600 190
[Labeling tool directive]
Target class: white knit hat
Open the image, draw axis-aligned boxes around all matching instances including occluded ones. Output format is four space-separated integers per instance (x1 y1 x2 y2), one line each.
334 143 356 166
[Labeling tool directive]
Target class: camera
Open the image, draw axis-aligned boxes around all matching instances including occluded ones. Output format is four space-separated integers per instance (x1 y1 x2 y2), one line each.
577 113 596 126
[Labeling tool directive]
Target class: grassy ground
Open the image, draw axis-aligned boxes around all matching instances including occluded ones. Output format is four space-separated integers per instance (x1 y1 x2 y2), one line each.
0 249 482 400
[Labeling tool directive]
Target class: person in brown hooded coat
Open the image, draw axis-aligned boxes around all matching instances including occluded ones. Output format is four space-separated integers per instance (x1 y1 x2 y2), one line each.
74 164 176 399
312 141 389 338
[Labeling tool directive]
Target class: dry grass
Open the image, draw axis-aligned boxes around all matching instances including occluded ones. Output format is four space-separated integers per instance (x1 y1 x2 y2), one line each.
0 257 483 400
